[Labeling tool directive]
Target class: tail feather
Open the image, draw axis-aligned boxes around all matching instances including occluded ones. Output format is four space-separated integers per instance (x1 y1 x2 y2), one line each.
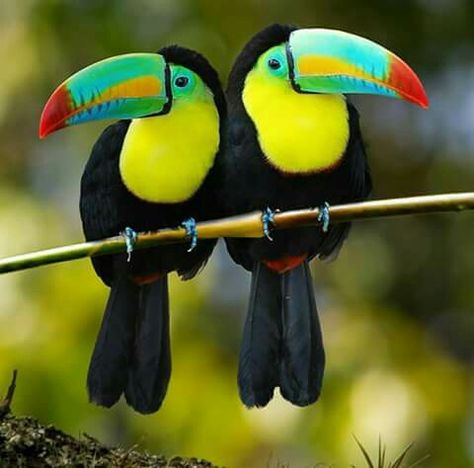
279 261 325 406
125 276 171 414
238 263 282 407
87 275 138 408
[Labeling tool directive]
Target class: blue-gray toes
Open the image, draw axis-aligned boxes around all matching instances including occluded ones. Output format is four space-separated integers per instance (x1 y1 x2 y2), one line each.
262 207 276 241
317 202 331 233
181 217 198 252
122 226 138 262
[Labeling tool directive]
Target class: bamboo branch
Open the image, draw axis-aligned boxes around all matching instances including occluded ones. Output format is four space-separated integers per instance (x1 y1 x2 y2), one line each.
0 192 473 275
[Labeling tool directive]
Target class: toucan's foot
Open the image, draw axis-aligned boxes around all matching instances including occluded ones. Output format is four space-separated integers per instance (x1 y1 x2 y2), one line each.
317 202 331 233
262 207 276 241
122 227 138 262
181 217 198 252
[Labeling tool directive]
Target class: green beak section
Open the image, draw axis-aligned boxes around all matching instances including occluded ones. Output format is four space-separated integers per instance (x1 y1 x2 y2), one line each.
40 53 170 138
288 29 428 108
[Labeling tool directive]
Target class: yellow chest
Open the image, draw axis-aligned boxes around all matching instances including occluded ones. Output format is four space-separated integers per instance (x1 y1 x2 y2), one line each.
243 73 350 174
119 99 219 203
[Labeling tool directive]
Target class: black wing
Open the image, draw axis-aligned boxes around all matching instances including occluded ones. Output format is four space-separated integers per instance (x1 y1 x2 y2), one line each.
317 102 372 261
80 120 131 284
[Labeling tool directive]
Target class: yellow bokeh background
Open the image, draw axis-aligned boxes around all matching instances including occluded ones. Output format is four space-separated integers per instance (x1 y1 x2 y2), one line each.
0 1 473 466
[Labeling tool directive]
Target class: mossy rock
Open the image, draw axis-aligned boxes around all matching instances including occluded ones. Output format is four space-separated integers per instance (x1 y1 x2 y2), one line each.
0 414 218 468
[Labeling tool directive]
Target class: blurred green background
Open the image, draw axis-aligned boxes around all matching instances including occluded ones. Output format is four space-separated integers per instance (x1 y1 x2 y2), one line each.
0 1 473 466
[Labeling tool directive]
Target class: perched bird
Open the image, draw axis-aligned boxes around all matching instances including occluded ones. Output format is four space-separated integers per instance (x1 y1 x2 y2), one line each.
223 24 428 408
39 47 226 414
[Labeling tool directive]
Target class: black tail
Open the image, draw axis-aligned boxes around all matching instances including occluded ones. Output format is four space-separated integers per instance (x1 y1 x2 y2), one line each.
279 262 325 406
87 274 138 408
124 276 171 414
238 262 282 407
238 261 325 408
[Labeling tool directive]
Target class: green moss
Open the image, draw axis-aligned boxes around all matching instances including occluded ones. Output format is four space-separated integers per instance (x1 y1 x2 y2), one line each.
0 414 218 468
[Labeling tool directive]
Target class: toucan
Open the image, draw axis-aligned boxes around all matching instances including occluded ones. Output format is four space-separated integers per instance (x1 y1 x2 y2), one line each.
223 24 428 408
39 46 226 414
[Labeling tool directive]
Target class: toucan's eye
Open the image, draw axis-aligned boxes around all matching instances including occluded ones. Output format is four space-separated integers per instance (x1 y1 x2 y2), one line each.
175 76 189 88
268 58 281 70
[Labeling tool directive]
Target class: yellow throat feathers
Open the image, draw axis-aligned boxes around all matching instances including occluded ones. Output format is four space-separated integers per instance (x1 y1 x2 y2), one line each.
119 98 219 203
243 70 350 174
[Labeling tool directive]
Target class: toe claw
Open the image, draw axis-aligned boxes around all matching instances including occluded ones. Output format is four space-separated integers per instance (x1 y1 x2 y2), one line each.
182 217 198 252
317 202 331 233
122 227 138 262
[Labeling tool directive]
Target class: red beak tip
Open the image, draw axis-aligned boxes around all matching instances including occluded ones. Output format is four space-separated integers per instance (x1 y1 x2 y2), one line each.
39 121 50 139
39 84 71 139
39 115 67 139
416 93 429 109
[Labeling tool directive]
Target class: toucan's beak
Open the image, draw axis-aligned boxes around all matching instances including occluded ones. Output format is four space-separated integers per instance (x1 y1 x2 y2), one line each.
39 53 170 138
288 29 429 108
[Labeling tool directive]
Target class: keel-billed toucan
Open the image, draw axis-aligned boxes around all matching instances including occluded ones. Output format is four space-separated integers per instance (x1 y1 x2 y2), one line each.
223 24 428 408
40 47 226 414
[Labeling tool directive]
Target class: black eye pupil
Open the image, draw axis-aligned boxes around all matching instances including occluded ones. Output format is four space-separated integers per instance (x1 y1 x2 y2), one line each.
175 76 189 87
268 58 281 70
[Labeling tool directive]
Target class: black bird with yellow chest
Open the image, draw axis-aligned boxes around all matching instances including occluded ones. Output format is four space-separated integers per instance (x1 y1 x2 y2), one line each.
223 24 428 408
40 46 226 414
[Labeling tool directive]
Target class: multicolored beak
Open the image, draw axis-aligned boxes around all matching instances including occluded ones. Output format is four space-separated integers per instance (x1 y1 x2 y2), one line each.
287 29 429 108
39 53 170 138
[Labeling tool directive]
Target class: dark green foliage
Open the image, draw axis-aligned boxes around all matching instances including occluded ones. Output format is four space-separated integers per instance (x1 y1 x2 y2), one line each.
352 437 429 468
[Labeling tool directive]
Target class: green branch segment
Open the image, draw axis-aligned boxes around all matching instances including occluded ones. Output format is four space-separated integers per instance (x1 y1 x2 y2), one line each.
0 192 473 275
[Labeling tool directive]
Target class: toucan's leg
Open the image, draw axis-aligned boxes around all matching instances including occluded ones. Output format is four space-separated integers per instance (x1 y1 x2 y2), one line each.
317 202 330 233
122 227 138 262
182 217 198 252
262 207 277 241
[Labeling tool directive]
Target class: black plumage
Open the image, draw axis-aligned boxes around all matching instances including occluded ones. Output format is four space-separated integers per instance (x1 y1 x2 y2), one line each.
223 24 372 407
80 46 226 414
